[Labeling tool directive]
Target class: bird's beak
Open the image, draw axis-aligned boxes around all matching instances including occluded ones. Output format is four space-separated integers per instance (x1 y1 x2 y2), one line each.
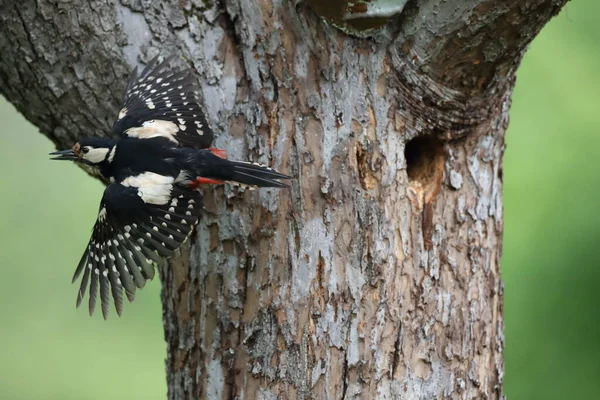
49 149 78 161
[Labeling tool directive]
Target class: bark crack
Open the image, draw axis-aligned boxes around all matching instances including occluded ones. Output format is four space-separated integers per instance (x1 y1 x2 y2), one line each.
341 350 349 399
391 322 402 379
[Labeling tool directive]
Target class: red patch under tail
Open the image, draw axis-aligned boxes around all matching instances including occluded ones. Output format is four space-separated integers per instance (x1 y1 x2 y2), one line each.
207 148 227 159
188 177 225 189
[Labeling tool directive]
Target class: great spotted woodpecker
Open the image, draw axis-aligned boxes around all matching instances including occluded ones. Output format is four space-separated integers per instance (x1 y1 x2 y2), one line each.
50 56 290 319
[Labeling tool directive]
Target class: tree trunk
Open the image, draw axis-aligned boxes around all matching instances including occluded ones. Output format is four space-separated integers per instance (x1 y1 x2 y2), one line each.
0 0 567 398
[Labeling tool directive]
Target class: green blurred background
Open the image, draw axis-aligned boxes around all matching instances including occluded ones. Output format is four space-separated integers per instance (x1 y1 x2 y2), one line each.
0 2 598 399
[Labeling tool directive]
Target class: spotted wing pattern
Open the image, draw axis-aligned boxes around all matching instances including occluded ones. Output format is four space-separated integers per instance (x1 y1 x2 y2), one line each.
112 55 214 149
71 176 203 318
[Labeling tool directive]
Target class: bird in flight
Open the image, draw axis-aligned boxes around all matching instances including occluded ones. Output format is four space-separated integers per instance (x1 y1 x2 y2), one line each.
50 55 290 319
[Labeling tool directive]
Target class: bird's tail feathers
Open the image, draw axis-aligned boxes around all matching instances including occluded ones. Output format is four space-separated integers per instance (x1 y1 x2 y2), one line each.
227 161 290 188
190 150 291 188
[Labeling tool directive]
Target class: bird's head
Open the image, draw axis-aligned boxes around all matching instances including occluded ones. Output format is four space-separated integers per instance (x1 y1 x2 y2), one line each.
50 137 118 166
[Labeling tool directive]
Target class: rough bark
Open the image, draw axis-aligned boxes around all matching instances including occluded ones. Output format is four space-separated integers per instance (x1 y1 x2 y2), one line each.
0 0 567 398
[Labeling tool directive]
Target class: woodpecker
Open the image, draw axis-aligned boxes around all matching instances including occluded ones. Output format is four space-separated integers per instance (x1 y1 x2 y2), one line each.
50 55 290 319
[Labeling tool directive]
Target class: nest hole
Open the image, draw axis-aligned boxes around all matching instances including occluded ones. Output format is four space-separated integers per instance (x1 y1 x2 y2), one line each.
405 135 445 201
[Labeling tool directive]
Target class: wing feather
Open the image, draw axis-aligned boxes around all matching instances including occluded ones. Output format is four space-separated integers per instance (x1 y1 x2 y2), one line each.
112 55 214 149
72 174 203 318
88 268 99 317
76 260 91 309
109 240 136 303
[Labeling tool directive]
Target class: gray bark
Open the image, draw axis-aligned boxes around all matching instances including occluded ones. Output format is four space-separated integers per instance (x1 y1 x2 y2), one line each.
0 0 567 398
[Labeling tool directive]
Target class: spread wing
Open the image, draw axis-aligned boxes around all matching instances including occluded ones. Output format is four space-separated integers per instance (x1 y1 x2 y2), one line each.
71 173 203 319
112 55 214 149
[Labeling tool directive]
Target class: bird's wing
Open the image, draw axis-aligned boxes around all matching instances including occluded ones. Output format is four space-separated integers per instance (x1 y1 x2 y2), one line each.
71 173 203 319
111 55 214 149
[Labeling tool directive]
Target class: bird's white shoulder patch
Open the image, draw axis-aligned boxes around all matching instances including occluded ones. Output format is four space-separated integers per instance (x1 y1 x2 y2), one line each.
124 120 179 143
121 172 175 205
121 171 175 188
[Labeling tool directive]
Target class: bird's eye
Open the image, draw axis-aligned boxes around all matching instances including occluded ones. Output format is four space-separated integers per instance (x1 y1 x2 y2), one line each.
82 147 90 154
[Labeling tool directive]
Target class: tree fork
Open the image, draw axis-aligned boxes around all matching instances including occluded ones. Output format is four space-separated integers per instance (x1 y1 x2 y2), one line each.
0 0 568 398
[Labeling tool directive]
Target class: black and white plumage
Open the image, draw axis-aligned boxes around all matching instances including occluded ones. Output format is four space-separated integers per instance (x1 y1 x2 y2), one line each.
112 55 213 149
50 55 290 318
72 177 203 318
